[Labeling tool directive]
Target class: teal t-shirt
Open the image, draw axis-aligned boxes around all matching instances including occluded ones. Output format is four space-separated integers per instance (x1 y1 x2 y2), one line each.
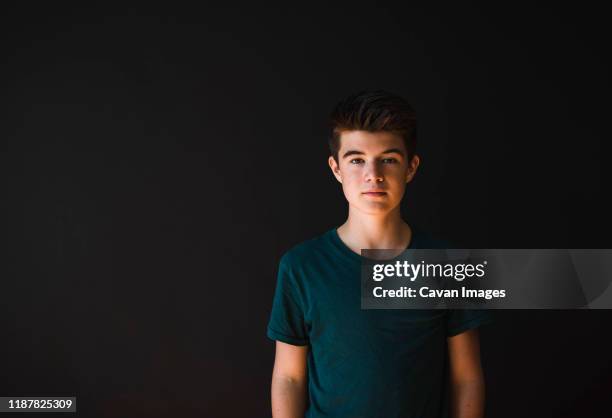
267 227 493 418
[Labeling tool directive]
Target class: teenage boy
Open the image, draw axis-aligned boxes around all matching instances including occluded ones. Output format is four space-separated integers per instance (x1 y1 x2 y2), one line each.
267 90 492 418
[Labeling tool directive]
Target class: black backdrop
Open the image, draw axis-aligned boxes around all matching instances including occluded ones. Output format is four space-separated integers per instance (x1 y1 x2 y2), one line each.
1 3 610 417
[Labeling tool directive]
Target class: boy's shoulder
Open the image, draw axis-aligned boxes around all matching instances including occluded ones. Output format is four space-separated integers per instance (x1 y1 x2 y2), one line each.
278 228 334 268
277 226 455 269
411 226 454 249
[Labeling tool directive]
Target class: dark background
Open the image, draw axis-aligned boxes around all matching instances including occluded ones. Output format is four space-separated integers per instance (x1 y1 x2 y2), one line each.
1 3 610 417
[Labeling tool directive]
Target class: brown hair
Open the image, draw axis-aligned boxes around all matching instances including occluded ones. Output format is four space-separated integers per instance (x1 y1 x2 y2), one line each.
328 89 417 163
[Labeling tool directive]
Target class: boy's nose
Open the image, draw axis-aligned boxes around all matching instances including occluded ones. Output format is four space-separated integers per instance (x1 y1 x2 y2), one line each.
366 171 384 183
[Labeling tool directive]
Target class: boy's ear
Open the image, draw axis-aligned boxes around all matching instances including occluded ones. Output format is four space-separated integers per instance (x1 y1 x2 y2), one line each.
405 154 421 183
328 155 342 183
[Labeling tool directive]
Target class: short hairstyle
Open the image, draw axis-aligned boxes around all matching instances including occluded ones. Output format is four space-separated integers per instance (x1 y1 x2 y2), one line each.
328 89 417 163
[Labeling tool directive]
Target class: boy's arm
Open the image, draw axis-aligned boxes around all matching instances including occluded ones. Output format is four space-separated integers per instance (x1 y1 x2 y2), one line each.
447 328 485 418
271 341 309 418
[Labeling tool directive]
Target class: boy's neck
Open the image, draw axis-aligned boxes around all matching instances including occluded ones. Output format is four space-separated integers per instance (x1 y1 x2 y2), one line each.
337 206 413 252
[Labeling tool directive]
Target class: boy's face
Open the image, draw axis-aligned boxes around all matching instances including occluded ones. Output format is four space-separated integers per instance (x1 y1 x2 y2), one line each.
328 130 420 215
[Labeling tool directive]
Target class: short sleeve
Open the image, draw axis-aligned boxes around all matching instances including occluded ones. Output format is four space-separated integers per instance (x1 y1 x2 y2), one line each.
266 254 310 346
445 308 494 337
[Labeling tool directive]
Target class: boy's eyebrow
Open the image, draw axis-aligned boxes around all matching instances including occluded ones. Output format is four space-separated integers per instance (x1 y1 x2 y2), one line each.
341 148 405 159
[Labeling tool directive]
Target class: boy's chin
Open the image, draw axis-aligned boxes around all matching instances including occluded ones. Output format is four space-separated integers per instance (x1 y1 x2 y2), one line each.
351 202 395 214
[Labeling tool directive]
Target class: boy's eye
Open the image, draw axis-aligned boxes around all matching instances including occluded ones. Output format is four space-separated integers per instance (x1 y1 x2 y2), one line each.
349 158 398 164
